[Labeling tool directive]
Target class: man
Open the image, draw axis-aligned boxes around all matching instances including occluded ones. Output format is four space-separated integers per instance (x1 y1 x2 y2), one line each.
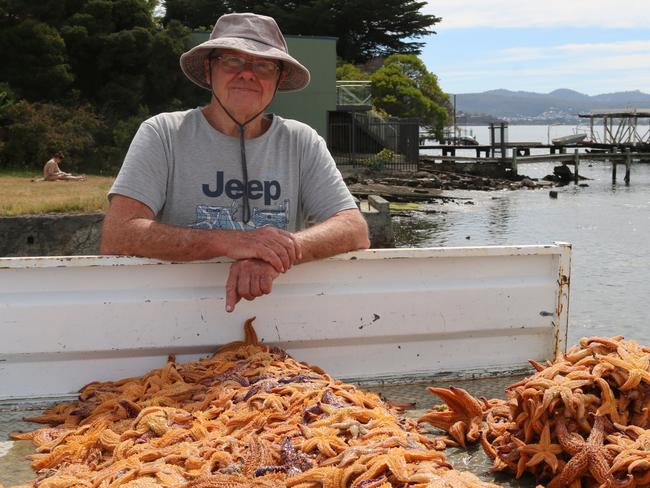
101 13 369 312
43 152 86 181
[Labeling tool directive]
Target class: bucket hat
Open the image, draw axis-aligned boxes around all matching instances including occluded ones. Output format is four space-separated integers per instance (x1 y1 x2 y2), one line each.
180 13 310 92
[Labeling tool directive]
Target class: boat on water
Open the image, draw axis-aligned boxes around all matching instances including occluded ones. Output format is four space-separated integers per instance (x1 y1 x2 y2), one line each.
552 133 587 145
455 135 480 146
441 126 480 146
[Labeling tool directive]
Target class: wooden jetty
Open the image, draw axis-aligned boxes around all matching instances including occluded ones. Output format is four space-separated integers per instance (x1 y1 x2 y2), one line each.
579 108 650 146
420 109 650 183
419 145 650 184
510 148 650 184
419 142 592 158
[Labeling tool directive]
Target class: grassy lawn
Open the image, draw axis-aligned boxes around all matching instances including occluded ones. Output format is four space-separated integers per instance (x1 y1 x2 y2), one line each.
0 170 115 216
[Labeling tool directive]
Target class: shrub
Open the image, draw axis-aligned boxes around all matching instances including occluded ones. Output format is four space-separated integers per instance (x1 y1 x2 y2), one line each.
0 100 105 172
359 148 394 172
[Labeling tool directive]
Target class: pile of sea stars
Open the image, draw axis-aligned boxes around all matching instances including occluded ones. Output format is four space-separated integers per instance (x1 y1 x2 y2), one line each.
418 336 650 487
8 318 498 488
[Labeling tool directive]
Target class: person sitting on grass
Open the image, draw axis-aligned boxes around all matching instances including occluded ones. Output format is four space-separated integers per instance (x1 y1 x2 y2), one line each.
43 152 86 181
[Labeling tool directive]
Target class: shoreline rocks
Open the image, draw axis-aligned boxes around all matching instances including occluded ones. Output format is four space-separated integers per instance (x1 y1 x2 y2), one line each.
343 167 557 203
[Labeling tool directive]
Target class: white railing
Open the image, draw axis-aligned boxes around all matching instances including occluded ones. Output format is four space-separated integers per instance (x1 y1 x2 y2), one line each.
336 80 372 106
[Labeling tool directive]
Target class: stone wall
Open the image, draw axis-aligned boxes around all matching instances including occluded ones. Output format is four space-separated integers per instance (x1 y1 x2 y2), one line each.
362 195 394 248
0 213 104 257
0 200 393 257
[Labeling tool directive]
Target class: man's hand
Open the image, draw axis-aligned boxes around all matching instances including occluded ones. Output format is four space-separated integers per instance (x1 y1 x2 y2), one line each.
224 227 302 273
225 258 280 312
101 196 304 267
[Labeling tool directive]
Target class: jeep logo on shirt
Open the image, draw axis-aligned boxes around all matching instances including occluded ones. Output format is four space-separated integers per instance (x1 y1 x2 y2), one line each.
202 171 281 205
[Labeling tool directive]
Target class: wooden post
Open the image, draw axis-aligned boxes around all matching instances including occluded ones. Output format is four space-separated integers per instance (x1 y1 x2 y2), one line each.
573 149 580 183
511 151 518 176
625 148 631 184
612 147 617 182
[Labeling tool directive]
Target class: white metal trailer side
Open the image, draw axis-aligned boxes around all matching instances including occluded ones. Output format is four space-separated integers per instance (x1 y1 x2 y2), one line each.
0 244 570 400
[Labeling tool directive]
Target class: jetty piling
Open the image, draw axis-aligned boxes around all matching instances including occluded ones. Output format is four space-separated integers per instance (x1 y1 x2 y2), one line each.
610 148 633 184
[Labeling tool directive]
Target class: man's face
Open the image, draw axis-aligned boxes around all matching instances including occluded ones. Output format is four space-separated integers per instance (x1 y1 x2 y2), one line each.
205 49 283 119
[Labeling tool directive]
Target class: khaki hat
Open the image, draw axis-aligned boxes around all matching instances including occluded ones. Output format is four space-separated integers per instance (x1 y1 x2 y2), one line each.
180 13 311 92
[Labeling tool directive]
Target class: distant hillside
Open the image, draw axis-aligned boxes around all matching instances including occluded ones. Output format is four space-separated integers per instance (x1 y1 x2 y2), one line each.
454 89 650 121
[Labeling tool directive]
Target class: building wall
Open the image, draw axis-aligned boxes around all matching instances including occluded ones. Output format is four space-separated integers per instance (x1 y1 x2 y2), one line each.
268 36 337 138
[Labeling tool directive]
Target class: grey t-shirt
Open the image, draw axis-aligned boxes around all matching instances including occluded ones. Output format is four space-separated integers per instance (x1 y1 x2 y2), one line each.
110 108 357 232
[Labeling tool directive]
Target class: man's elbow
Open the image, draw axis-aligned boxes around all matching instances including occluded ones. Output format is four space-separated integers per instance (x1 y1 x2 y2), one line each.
350 213 371 250
99 222 125 256
99 233 118 255
356 225 370 250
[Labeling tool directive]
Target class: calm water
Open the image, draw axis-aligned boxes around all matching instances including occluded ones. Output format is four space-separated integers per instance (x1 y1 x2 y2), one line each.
405 125 650 346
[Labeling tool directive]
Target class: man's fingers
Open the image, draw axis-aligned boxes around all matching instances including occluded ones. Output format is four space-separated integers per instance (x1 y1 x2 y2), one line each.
225 258 281 310
279 231 302 264
260 275 273 295
258 247 284 272
256 228 299 269
225 266 240 313
287 232 302 262
250 275 262 299
231 227 302 272
265 240 291 272
237 269 253 301
282 234 298 266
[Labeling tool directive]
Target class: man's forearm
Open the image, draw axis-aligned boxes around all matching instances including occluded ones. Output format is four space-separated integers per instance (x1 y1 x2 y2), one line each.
295 209 370 263
101 217 226 261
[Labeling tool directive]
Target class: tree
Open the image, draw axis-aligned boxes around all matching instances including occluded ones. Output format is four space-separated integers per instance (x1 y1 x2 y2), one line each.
320 0 440 63
0 0 201 171
162 0 440 63
59 0 157 117
0 19 74 101
1 100 105 171
336 62 367 81
1 0 69 27
371 54 450 140
145 20 204 113
162 0 229 30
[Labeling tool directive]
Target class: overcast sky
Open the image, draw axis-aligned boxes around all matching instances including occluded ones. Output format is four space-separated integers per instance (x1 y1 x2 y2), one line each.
420 0 650 95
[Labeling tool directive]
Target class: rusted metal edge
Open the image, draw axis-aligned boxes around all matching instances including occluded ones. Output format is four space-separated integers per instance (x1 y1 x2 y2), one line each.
345 364 535 388
553 242 572 360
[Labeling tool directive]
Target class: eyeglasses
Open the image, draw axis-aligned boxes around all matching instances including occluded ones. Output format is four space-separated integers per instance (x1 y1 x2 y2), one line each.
213 55 281 79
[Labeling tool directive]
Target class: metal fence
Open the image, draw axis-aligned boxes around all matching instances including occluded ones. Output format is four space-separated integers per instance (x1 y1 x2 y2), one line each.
327 111 420 171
